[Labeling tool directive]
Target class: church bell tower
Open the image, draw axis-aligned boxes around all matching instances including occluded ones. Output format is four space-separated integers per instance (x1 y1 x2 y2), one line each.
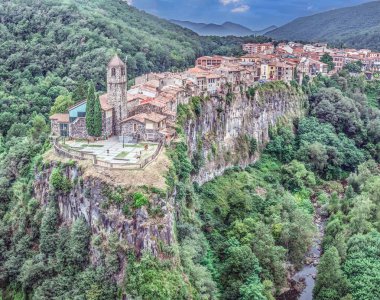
107 54 127 136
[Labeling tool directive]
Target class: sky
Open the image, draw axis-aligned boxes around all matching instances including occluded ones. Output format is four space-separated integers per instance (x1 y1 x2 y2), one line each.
130 0 374 29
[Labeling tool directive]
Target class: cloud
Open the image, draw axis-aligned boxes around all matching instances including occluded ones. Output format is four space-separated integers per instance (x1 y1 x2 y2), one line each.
231 4 250 13
219 0 241 5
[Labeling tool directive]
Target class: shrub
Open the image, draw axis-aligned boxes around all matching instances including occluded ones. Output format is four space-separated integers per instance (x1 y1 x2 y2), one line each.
133 192 149 208
50 167 72 193
122 204 131 216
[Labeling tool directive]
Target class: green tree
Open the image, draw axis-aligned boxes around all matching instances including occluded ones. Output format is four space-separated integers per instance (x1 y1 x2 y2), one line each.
281 160 316 192
93 94 102 137
6 123 29 140
221 242 262 300
72 79 89 102
239 274 266 300
69 217 91 270
50 95 74 115
344 232 380 300
314 246 348 300
266 127 296 163
40 201 59 258
343 61 363 73
320 53 335 72
251 222 286 287
29 114 49 142
86 83 96 136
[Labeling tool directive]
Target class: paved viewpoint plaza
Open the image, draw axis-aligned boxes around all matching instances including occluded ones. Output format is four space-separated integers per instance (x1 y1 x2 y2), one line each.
62 137 159 165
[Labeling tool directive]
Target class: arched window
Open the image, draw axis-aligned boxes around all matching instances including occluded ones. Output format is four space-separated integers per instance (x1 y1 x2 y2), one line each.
111 68 116 76
121 68 125 76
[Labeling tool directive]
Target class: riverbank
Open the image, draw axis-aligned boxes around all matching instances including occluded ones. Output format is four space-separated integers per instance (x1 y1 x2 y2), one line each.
278 196 326 300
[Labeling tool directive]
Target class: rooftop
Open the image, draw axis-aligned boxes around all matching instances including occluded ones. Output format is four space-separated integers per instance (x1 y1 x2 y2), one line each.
50 113 70 123
108 54 125 67
122 112 167 124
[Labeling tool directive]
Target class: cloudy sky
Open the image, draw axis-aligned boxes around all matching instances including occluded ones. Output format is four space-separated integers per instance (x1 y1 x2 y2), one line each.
131 0 374 29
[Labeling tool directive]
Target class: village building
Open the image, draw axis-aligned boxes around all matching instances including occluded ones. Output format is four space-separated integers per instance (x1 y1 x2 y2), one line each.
51 42 380 143
50 55 172 142
242 43 275 55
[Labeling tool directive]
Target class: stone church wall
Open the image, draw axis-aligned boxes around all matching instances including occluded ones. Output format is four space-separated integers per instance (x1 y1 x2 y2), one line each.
69 117 88 139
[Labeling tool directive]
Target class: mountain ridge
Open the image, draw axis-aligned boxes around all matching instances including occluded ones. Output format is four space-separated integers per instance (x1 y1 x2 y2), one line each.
170 19 277 36
266 1 380 50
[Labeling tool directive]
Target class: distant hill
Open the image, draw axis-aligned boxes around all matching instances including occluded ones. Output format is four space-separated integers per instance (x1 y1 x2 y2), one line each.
267 1 380 50
170 20 277 36
254 25 278 36
0 0 269 118
0 0 259 101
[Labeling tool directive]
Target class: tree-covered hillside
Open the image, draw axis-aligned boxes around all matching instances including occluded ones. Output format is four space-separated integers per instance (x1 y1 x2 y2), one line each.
267 1 380 50
0 0 268 127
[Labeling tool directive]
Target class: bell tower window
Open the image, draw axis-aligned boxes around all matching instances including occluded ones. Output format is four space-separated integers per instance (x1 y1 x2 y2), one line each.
111 68 116 76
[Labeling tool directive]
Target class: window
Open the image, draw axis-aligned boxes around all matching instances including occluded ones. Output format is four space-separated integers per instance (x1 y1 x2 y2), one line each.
60 124 68 137
78 112 86 118
133 123 137 132
111 68 116 76
121 68 125 76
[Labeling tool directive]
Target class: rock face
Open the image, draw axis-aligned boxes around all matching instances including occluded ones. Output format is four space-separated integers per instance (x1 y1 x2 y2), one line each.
33 84 305 270
33 163 175 258
185 85 305 184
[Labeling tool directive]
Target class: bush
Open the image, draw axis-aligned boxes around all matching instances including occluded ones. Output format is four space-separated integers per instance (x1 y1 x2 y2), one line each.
50 167 72 193
133 192 149 208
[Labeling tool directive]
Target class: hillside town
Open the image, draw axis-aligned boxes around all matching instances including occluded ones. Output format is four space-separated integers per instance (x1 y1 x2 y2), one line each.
50 41 379 145
242 41 380 79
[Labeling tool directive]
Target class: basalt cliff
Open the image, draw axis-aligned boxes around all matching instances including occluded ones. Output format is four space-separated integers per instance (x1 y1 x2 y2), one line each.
184 83 305 184
33 82 305 278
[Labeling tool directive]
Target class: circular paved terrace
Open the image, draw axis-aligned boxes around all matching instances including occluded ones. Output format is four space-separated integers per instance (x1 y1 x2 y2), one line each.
61 136 159 165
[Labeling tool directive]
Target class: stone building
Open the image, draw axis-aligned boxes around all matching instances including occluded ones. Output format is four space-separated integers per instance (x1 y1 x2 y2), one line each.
50 54 173 142
50 55 128 139
107 55 128 135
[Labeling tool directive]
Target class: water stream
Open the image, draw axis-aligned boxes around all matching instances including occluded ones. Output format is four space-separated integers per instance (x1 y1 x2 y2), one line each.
278 201 325 300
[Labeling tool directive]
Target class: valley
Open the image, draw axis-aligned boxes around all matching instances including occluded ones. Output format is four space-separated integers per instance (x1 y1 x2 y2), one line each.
0 0 380 300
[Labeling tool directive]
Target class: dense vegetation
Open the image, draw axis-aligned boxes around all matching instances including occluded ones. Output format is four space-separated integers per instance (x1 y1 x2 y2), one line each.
0 1 269 298
267 1 380 50
267 72 380 300
0 0 267 135
1 0 380 299
198 157 315 299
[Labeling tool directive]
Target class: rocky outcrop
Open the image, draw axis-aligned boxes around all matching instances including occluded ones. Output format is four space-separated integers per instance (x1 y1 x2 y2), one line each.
33 163 175 258
33 82 305 270
185 84 305 184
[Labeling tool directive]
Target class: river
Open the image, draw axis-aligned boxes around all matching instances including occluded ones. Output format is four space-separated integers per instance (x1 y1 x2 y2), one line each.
278 201 325 300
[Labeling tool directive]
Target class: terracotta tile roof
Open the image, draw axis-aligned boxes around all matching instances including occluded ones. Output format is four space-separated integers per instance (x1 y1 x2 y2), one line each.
187 67 209 74
207 74 221 79
162 109 176 117
127 93 146 101
99 94 113 111
141 85 157 92
156 94 175 103
140 98 166 108
122 112 167 124
144 112 167 123
49 113 70 123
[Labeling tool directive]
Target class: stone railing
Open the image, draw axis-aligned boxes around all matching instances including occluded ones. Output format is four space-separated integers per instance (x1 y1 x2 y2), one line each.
52 137 164 170
140 138 164 169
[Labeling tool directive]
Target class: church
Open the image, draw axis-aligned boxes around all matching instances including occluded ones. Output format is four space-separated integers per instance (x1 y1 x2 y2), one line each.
50 55 174 142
